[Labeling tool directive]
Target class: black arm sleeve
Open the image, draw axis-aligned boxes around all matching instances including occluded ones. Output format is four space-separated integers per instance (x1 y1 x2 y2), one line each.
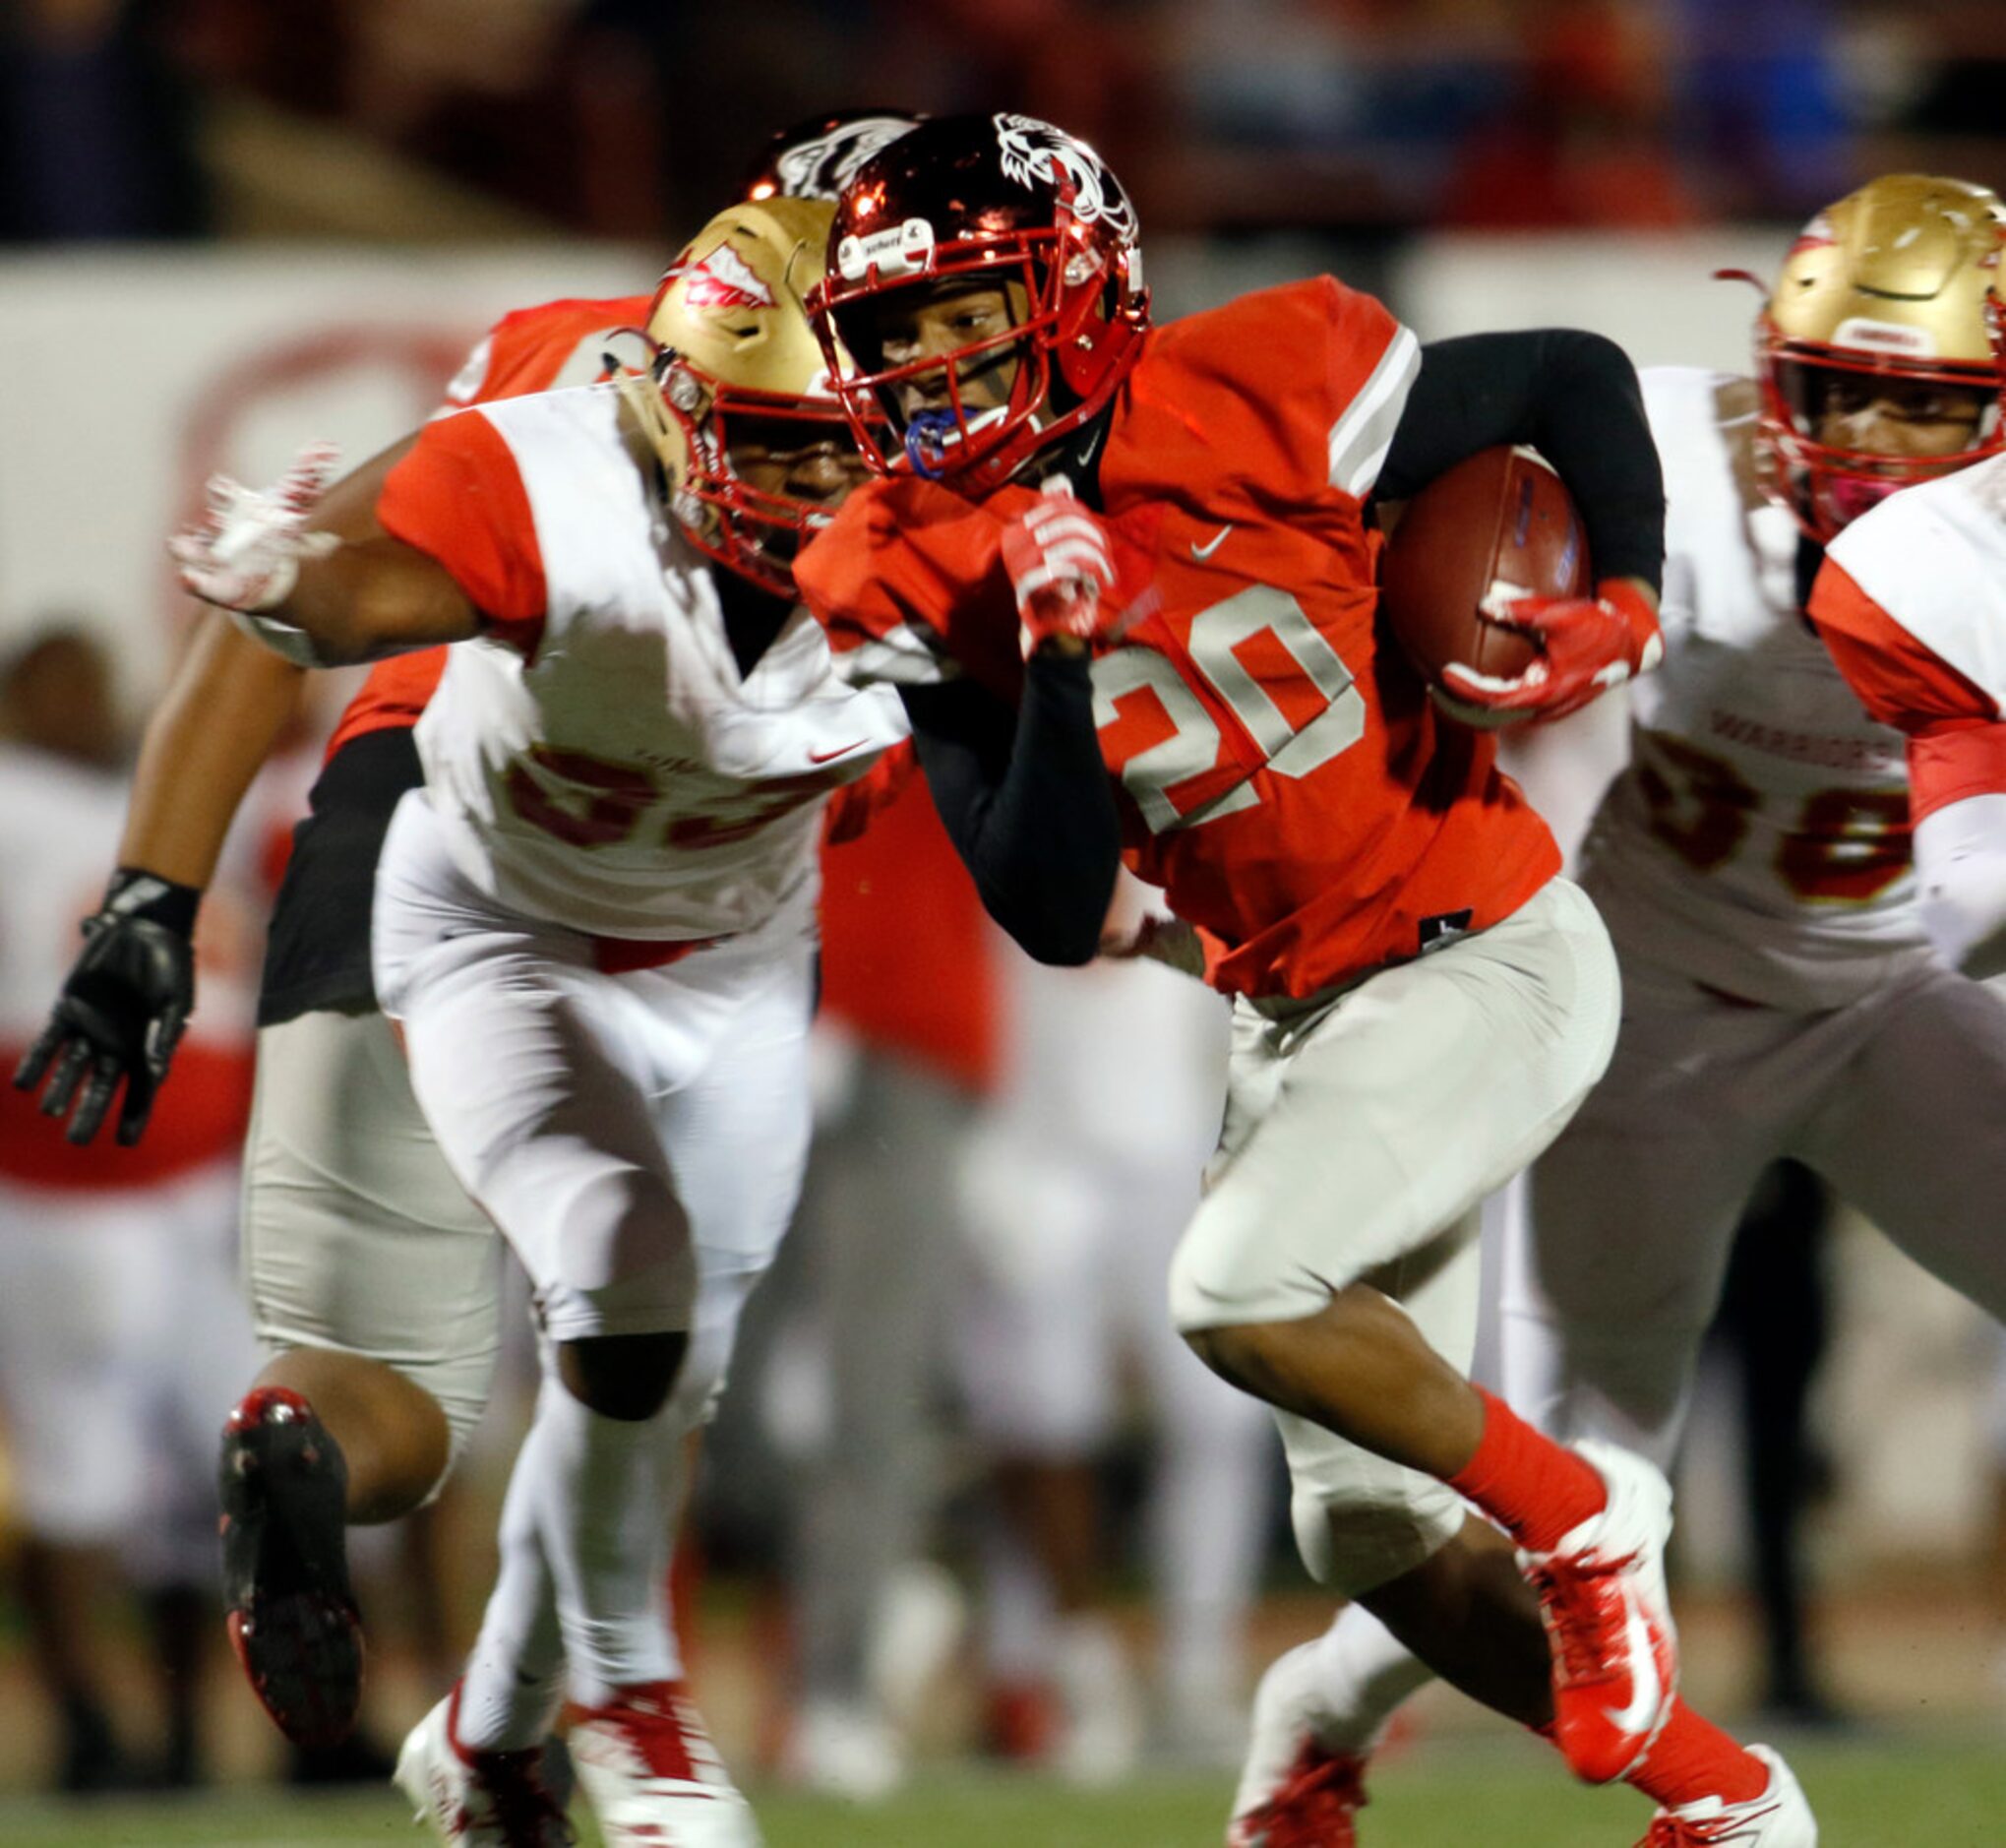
898 652 1123 966
1375 330 1666 593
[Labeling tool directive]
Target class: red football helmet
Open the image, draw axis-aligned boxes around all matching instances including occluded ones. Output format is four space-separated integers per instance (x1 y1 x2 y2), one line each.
807 112 1149 494
1736 173 2006 543
740 108 923 205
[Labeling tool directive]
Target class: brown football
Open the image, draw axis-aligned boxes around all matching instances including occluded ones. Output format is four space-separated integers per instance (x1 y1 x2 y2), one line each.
1378 446 1592 725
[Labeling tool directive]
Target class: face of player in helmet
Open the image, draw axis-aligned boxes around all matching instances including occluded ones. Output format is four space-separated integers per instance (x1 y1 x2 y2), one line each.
721 411 870 565
867 281 1029 424
1805 371 1991 460
1767 352 2002 535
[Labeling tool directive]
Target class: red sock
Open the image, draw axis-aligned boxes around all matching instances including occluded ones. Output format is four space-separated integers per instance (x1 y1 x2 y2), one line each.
1445 1388 1605 1552
1625 1699 1769 1808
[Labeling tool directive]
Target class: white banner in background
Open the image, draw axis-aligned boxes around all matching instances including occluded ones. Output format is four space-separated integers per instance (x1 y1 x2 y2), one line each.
0 229 1807 705
0 244 651 698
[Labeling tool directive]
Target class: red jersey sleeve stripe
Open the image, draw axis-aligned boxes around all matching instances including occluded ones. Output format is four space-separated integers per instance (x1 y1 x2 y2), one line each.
377 411 548 649
1808 557 2000 733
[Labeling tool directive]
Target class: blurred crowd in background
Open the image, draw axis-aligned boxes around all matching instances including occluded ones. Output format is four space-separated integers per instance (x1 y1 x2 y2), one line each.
4 0 2006 1812
2 0 2003 243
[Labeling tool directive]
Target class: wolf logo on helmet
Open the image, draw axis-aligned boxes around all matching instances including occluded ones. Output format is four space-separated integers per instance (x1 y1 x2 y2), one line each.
772 115 915 202
741 108 923 205
994 112 1137 239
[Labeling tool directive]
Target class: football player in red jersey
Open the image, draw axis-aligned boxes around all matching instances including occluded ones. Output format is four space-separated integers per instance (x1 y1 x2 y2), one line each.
16 112 917 1844
1240 173 2006 1846
794 113 1810 1842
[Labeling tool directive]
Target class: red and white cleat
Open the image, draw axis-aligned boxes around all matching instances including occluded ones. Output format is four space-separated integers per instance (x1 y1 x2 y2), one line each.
1638 1745 1817 1845
217 1386 363 1749
1228 1641 1368 1848
393 1687 575 1847
567 1681 760 1847
1521 1439 1678 1784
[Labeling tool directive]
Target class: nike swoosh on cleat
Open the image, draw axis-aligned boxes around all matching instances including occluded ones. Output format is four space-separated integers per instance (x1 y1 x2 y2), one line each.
807 742 867 764
1190 524 1233 561
1602 1581 1663 1738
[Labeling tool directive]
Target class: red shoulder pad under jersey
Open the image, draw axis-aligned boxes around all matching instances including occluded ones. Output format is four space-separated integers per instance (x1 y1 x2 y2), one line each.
324 647 449 760
1105 277 1419 517
797 476 1024 701
438 294 653 412
1810 557 2006 820
376 410 546 650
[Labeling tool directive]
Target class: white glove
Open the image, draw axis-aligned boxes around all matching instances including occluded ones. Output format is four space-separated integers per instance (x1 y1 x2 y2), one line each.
168 442 342 616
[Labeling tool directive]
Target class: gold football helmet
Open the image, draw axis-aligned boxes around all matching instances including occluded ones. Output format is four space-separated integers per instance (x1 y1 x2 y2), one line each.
621 195 862 595
1746 173 2006 542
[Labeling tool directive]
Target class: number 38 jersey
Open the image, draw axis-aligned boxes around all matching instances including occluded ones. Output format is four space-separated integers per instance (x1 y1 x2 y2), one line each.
376 384 906 941
800 277 1560 1001
1578 367 1931 1009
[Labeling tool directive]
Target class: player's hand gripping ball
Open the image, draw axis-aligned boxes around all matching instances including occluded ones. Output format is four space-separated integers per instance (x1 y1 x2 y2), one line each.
1379 446 1657 725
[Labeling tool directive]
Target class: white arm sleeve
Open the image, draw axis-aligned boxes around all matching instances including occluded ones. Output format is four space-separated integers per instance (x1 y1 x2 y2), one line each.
1915 793 2006 977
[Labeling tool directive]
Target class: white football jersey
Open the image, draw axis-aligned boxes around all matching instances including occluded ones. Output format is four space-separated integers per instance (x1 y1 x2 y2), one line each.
1824 449 2006 702
1579 366 1933 1008
413 387 908 939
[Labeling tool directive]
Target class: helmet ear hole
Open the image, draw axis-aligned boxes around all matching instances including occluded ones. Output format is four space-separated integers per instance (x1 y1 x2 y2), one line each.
662 362 706 417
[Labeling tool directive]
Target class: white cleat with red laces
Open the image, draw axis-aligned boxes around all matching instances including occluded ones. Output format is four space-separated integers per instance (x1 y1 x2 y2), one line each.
1638 1745 1817 1845
394 1687 575 1847
1521 1438 1678 1784
1227 1641 1368 1848
567 1681 760 1847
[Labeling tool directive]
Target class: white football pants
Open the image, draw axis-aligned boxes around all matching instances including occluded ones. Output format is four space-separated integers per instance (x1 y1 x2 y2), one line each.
1168 876 1620 1596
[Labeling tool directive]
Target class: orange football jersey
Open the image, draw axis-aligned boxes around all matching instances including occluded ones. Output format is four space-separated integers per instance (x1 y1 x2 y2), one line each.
328 294 652 754
800 277 1561 1000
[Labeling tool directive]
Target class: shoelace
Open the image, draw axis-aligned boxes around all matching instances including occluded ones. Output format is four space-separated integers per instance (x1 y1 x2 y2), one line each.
1639 1796 1780 1845
1528 1550 1637 1684
1252 1749 1367 1848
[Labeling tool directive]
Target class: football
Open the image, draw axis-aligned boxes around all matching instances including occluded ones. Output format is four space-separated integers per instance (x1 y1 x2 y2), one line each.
1377 446 1591 725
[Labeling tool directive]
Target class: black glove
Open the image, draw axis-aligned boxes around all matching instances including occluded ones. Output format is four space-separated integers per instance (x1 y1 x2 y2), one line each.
13 869 201 1147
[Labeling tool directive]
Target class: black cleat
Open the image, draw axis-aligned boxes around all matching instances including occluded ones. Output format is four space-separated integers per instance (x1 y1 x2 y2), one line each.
218 1386 363 1749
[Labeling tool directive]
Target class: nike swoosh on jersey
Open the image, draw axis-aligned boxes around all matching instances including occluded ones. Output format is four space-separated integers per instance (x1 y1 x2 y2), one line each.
1602 1581 1664 1738
807 742 868 764
1190 524 1233 561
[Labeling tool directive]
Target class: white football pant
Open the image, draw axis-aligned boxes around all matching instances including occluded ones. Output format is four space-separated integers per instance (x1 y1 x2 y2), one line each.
1168 877 1620 1596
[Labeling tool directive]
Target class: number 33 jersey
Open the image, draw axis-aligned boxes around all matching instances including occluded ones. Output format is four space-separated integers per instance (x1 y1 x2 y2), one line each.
798 277 1559 1001
1578 366 1931 1009
375 383 906 940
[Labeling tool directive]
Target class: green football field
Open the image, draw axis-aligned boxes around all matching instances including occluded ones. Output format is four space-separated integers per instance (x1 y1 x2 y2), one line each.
1 1734 2001 1848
